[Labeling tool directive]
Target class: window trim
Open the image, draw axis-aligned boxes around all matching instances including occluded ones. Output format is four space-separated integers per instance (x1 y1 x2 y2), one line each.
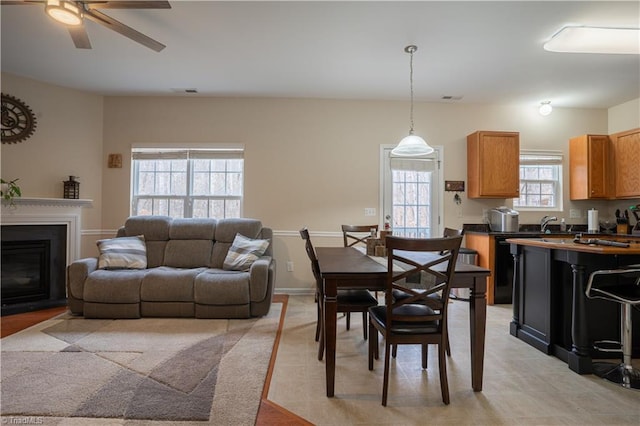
131 144 245 218
379 144 444 237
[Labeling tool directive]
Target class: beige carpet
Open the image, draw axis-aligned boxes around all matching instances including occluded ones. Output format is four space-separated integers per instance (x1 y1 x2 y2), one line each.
1 302 282 425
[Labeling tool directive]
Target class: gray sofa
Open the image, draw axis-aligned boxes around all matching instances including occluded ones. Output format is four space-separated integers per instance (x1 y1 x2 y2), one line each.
67 216 276 319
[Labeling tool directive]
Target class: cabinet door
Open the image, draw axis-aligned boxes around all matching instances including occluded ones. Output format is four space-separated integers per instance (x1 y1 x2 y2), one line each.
464 234 495 303
569 135 610 199
467 131 519 198
611 128 640 198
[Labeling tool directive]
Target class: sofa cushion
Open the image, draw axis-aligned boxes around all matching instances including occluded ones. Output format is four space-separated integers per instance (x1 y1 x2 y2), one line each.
84 269 145 303
194 270 250 305
141 267 204 302
223 233 270 271
122 216 171 267
169 218 216 239
123 216 171 241
211 218 263 267
97 235 147 270
164 240 213 268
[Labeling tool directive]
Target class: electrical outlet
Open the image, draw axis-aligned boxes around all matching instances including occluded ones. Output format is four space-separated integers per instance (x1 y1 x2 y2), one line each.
569 209 581 219
364 208 376 217
286 261 294 272
482 209 488 222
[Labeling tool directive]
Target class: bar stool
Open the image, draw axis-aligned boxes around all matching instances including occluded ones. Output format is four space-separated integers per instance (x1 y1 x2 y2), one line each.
585 266 640 390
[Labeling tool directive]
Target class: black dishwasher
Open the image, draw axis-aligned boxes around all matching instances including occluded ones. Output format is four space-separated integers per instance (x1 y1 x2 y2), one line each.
493 236 514 304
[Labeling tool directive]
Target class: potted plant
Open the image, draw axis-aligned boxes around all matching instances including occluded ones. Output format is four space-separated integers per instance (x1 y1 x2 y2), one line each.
1 178 22 205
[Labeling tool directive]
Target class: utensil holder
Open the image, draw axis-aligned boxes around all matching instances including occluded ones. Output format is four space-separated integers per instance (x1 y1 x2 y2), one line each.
617 224 630 235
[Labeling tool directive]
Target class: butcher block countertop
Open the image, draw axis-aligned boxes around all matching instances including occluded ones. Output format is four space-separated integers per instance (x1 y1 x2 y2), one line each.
506 237 640 255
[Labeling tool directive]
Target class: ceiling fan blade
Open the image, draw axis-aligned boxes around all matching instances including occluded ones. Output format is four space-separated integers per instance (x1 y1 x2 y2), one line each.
68 25 91 49
0 0 42 5
84 1 171 10
83 8 166 52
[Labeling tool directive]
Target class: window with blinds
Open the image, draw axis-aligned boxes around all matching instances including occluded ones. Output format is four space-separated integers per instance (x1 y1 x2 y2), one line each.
131 147 244 218
513 150 563 210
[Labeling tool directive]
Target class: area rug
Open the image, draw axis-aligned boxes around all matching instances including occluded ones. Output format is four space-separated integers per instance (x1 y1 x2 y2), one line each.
1 302 282 425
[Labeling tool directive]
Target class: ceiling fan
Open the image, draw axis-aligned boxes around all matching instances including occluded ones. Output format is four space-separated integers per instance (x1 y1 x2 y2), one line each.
1 1 171 51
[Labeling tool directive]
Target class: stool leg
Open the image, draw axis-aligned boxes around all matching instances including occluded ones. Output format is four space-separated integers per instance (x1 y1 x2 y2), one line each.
593 303 640 390
619 304 640 389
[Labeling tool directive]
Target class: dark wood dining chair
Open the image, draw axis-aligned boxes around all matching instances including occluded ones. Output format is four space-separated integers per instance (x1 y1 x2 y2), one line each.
300 228 378 360
368 235 463 406
391 227 463 357
342 224 379 247
341 224 380 328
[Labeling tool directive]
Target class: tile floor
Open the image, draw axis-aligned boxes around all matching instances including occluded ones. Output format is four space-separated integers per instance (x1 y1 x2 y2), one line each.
269 295 640 425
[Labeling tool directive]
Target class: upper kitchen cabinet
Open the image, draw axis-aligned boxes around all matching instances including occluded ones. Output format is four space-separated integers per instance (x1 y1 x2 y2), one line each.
467 131 520 198
610 128 640 199
569 134 610 200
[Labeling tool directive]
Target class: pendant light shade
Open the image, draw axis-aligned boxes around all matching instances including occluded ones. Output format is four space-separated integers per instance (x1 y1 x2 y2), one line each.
392 45 434 157
393 134 433 156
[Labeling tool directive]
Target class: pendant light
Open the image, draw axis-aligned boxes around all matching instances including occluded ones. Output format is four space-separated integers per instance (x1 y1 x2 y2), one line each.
392 45 434 157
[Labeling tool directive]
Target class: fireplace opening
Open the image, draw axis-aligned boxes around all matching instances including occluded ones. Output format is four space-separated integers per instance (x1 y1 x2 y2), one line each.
1 225 67 316
2 240 50 303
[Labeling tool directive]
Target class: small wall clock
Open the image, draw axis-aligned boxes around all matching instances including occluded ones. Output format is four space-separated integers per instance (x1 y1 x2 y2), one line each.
1 93 37 144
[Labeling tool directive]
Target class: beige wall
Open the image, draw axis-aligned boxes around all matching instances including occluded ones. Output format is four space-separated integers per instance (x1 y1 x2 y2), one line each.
0 73 105 256
2 72 638 293
608 98 640 134
101 96 614 292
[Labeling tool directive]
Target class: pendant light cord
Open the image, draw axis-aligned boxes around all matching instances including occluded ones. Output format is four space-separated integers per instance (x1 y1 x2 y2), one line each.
406 45 417 135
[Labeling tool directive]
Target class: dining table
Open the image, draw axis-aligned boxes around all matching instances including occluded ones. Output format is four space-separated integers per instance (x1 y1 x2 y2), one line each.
316 246 491 397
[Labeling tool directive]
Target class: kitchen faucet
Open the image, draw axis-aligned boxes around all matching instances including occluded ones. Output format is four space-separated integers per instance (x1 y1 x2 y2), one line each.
540 215 558 233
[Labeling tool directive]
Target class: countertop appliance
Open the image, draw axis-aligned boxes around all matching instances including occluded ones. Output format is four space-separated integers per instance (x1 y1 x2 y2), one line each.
489 207 519 232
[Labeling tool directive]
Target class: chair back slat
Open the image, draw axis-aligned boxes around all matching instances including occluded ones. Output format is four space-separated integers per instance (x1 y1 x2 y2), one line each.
342 224 379 247
300 228 322 290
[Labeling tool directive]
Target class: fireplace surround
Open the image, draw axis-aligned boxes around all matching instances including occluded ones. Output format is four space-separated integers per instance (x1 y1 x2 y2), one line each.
1 197 92 315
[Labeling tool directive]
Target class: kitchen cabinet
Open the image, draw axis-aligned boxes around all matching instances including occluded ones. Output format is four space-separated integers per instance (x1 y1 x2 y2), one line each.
467 131 520 198
569 134 610 200
464 233 496 303
610 128 640 198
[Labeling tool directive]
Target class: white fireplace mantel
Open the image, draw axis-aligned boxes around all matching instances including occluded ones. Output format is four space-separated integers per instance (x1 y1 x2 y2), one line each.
1 197 93 264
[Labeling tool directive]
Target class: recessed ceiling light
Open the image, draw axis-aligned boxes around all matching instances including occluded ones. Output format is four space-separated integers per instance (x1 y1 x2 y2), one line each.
544 26 640 55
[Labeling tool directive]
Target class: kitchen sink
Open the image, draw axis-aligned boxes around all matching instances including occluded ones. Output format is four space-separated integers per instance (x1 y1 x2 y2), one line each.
540 238 571 243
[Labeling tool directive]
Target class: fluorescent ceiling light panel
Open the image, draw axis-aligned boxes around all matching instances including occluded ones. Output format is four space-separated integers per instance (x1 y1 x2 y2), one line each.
544 26 640 54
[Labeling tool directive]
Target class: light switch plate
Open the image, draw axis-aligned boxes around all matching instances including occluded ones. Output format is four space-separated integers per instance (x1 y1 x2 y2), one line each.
570 209 581 219
364 208 376 216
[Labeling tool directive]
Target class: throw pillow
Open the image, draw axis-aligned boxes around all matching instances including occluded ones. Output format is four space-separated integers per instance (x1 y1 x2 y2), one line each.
97 235 147 269
223 233 270 271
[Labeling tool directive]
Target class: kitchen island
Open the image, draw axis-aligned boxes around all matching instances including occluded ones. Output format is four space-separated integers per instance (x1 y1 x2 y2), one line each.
508 237 640 374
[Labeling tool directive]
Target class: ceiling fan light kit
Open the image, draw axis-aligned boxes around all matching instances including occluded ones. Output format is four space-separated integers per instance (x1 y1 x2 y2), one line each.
4 1 171 51
45 0 82 26
392 45 435 157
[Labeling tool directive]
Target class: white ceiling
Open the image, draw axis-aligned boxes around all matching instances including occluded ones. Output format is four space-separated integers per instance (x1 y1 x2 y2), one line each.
1 1 639 109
